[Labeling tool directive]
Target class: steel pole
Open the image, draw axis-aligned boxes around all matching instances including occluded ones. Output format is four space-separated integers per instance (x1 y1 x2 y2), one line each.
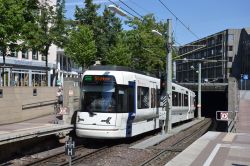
198 62 201 119
165 19 172 133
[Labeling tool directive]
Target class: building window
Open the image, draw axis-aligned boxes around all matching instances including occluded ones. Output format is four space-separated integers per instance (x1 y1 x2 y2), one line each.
228 34 234 42
137 86 149 109
0 48 2 57
9 47 17 57
22 49 28 59
228 57 233 62
211 49 214 55
42 55 46 61
228 46 233 51
211 39 215 45
32 49 38 60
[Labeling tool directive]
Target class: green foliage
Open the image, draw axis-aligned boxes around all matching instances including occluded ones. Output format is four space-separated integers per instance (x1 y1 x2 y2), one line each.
124 14 167 75
74 1 123 63
105 33 131 66
74 0 103 59
0 0 28 56
75 0 100 25
21 0 67 65
98 7 122 61
64 25 97 68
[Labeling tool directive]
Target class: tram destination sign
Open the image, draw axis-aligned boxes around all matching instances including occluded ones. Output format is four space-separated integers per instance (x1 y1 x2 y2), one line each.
83 75 116 85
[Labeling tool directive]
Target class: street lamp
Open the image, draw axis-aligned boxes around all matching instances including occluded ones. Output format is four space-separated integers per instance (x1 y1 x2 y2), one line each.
108 5 128 17
151 30 163 36
190 63 202 119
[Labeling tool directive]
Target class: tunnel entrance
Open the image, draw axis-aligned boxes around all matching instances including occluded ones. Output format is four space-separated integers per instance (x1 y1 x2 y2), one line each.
194 90 228 131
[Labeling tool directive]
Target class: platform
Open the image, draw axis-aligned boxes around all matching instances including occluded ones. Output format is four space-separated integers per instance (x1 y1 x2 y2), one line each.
166 131 250 166
166 91 250 165
236 90 250 133
0 115 73 145
131 118 205 149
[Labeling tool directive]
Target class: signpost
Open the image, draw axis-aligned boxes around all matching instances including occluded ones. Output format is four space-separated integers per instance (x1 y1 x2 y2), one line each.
65 137 75 166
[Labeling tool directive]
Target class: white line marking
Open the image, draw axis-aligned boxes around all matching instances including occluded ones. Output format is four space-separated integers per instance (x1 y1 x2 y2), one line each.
203 144 221 166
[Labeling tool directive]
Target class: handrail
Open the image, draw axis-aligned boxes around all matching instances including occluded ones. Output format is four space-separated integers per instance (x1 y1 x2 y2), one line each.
22 99 57 110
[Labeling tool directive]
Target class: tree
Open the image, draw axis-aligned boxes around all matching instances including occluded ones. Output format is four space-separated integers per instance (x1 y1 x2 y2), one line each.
125 14 167 74
0 0 29 66
21 0 67 85
105 33 132 66
64 25 97 69
75 0 102 58
74 1 123 63
100 7 122 62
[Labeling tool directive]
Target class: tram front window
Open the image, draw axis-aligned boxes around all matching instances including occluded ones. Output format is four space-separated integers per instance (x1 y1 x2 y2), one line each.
82 86 116 113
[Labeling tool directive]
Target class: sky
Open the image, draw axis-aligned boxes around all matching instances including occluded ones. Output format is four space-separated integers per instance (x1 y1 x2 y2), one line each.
65 0 250 45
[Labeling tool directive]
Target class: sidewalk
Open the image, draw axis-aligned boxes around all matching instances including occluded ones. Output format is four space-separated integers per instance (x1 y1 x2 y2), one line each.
0 115 73 145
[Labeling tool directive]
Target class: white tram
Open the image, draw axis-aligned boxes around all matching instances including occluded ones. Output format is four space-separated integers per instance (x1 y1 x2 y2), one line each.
76 66 195 139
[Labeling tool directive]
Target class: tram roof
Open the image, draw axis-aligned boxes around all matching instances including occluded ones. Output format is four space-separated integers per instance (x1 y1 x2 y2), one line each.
88 65 158 78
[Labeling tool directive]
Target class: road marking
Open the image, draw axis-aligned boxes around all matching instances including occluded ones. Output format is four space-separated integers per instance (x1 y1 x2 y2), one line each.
203 144 221 166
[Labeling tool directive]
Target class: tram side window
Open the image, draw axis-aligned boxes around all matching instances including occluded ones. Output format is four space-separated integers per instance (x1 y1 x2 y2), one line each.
178 93 182 106
137 86 149 109
191 97 194 106
117 86 128 113
157 89 161 107
184 94 188 106
172 91 178 106
151 88 157 108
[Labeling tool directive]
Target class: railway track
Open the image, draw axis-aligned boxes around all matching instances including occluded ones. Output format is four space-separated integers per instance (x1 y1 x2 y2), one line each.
139 118 212 166
26 145 111 166
8 119 211 166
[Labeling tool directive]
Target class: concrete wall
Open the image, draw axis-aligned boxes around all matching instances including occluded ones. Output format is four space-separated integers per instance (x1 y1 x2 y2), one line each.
0 87 57 124
62 78 81 124
227 77 239 132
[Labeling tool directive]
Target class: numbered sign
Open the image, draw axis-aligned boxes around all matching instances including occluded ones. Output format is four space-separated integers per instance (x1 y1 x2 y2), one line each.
216 111 234 121
220 112 228 120
65 137 75 156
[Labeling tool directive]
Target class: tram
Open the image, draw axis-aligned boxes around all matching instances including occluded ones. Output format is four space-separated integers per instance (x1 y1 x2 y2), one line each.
75 66 195 138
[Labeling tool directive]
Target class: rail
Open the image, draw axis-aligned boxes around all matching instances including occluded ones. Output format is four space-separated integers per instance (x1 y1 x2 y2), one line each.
139 118 211 166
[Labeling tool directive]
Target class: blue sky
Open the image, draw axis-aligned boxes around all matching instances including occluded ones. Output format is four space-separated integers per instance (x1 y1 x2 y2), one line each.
65 0 250 45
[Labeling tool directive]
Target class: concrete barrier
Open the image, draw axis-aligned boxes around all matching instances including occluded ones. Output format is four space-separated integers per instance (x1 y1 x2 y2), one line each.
62 78 81 124
0 87 57 125
227 77 239 132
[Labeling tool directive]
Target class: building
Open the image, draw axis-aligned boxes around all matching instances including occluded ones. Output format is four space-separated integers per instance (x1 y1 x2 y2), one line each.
176 28 250 84
56 48 82 86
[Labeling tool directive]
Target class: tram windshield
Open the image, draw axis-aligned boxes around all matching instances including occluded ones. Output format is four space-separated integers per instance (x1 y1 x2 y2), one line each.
81 75 134 113
81 85 116 113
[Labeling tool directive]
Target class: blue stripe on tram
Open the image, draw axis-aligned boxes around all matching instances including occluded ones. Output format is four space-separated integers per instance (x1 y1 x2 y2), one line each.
126 81 136 137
